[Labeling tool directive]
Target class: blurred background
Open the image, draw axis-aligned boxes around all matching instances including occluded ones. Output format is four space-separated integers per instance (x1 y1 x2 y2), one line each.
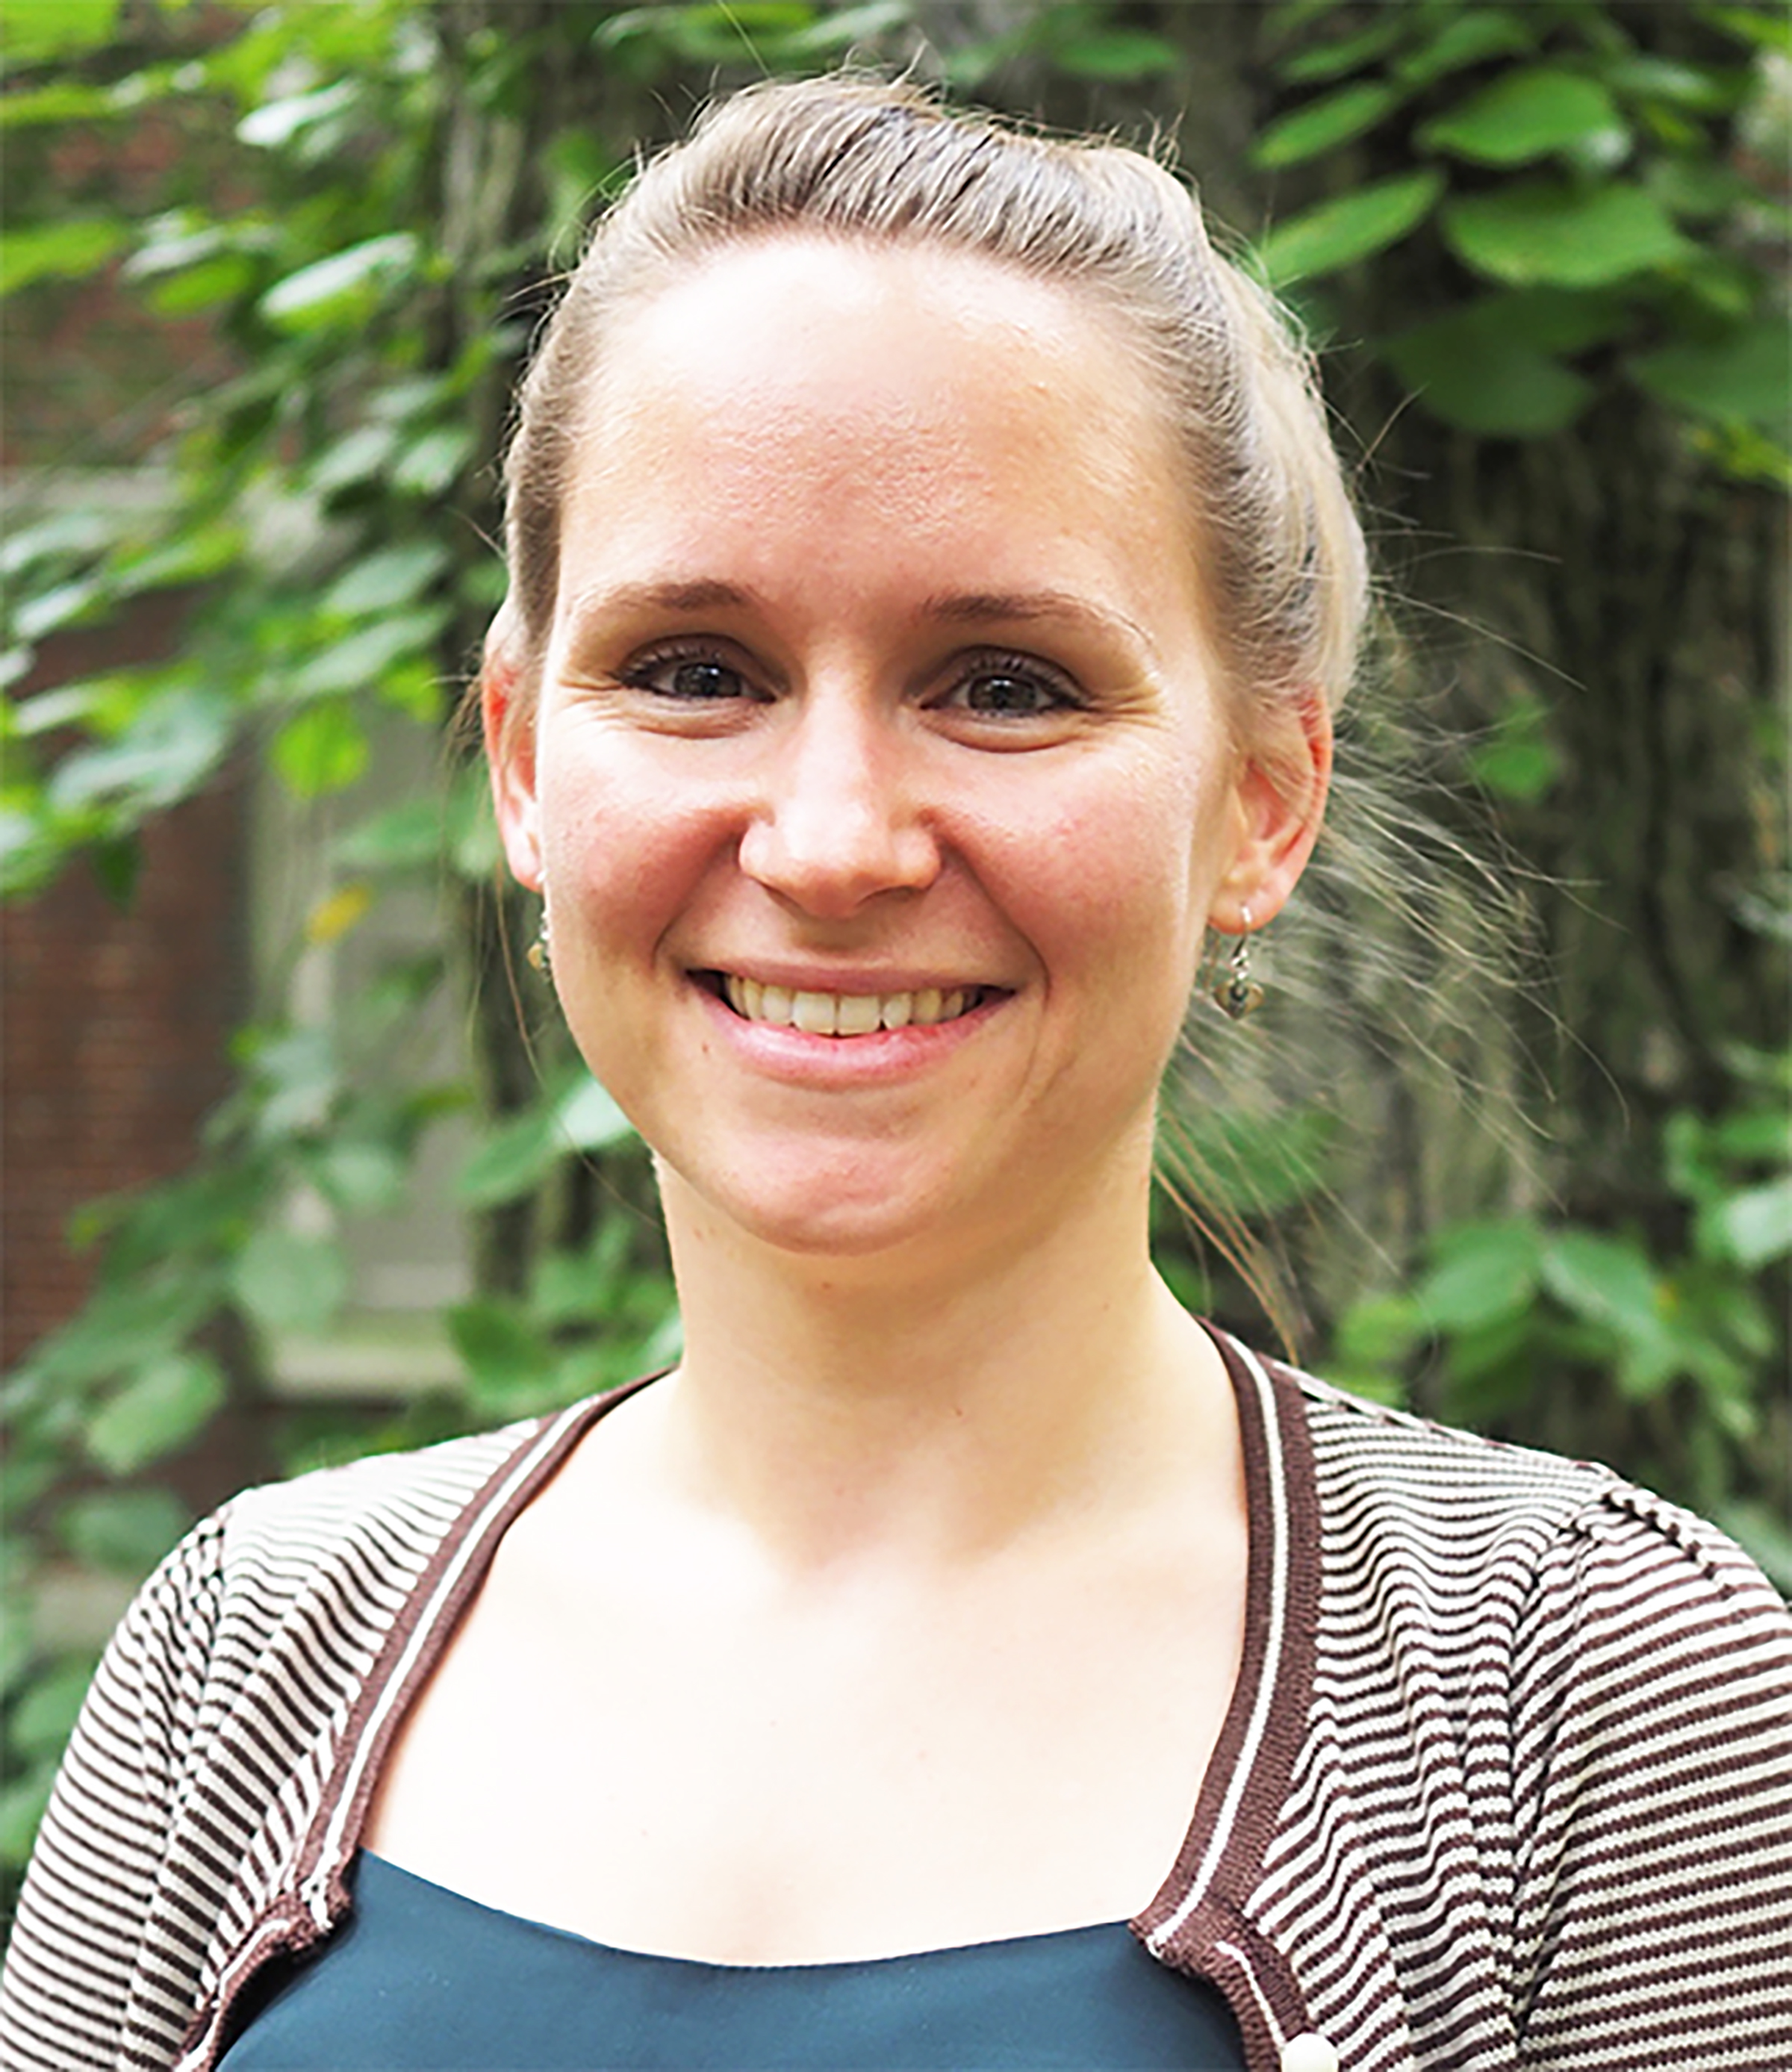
2 0 1787 1926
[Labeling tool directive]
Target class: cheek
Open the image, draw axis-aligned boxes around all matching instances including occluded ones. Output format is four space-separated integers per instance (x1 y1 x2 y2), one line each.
535 735 714 951
1003 756 1219 959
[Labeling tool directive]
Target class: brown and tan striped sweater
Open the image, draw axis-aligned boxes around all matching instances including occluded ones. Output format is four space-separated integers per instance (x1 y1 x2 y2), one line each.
4 1333 1789 2072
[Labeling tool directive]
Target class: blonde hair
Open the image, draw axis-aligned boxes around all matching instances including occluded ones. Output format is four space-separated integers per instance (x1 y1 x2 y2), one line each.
501 75 1368 771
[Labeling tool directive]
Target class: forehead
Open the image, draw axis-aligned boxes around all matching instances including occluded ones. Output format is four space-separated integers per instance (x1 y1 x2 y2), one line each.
557 236 1198 630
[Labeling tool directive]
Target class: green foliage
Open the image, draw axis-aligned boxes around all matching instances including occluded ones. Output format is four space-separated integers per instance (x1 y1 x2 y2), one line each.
1326 1061 1792 1586
1257 0 1789 466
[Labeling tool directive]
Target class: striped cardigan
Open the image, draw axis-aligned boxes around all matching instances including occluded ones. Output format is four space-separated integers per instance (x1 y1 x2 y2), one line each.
3 1333 1789 2072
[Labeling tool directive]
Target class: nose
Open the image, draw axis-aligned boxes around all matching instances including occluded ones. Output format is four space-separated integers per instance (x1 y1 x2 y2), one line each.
737 690 940 918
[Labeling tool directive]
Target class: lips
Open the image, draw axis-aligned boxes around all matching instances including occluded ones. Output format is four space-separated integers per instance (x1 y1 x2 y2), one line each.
706 972 994 1036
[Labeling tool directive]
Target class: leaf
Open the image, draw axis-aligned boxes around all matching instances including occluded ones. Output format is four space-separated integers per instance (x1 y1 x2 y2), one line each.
456 1104 561 1208
780 1 912 58
1395 10 1535 88
447 1298 554 1406
392 426 475 497
1416 1219 1541 1331
1463 694 1567 797
259 234 418 334
0 218 128 299
310 1139 406 1216
85 1354 227 1476
9 1658 97 1761
0 78 119 128
1443 178 1688 287
1386 305 1593 438
236 78 361 149
57 1487 191 1575
304 881 373 946
1704 1176 1792 1269
1701 5 1792 57
1046 27 1180 81
272 701 369 798
1278 14 1407 85
1540 1230 1666 1348
1420 67 1626 166
230 1228 349 1336
287 609 447 701
335 797 444 870
1254 81 1400 171
556 1074 636 1152
1633 322 1790 432
46 684 234 815
1257 170 1444 287
1335 1292 1426 1369
0 0 119 62
320 541 450 619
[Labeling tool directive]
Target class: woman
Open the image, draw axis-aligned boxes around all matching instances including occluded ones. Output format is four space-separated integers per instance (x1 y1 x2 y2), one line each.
4 77 1788 2072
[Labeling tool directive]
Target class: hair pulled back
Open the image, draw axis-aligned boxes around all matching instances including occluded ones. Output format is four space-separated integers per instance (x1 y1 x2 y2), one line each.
502 75 1367 763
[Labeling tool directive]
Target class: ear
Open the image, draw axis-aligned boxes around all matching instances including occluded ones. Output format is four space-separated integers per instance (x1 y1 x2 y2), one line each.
482 603 544 893
1208 690 1332 933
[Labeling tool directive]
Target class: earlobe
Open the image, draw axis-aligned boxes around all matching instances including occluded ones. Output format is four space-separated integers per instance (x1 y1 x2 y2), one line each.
1209 692 1333 933
482 605 544 893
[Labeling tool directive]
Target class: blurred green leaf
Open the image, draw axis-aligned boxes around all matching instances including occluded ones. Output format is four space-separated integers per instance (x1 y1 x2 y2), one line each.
9 1658 97 1761
556 1075 636 1154
447 1298 554 1410
1394 10 1536 88
1702 1176 1792 1269
1257 169 1445 287
57 1489 191 1575
1420 66 1626 166
1540 1230 1665 1345
1278 13 1406 85
1387 306 1593 437
272 701 370 798
1417 1220 1542 1331
259 234 419 333
1633 321 1790 431
231 1228 349 1335
0 218 129 299
0 0 119 62
86 1354 228 1476
1254 81 1400 171
1443 178 1688 287
237 79 361 150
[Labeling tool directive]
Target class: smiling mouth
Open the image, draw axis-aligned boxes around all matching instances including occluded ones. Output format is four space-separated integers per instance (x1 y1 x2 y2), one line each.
700 972 998 1036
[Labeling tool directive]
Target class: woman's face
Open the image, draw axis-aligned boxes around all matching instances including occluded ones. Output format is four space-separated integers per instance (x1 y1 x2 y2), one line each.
490 236 1324 1267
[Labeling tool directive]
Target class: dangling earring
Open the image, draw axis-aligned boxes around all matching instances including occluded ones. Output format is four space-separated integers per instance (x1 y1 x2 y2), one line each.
1213 906 1264 1021
526 900 551 976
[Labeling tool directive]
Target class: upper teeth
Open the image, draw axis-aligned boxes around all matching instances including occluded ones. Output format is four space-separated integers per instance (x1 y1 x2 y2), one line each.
721 976 976 1034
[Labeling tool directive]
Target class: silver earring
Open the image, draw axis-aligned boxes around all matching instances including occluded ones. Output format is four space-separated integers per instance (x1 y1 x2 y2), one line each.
1213 908 1263 1021
526 902 550 976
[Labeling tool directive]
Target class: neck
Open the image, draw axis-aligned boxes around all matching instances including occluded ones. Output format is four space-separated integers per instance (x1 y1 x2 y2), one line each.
646 1152 1239 1570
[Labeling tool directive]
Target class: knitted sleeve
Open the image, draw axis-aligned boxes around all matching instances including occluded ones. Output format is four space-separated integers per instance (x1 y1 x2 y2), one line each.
0 1508 230 2072
1509 1486 1792 2070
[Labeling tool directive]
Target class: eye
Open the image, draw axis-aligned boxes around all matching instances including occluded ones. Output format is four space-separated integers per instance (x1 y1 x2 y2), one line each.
619 643 759 702
937 651 1083 721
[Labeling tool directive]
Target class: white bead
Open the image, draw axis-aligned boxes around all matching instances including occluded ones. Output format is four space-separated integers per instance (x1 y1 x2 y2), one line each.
1281 2035 1341 2072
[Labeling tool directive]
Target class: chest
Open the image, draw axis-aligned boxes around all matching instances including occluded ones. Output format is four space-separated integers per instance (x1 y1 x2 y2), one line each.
363 1500 1246 1966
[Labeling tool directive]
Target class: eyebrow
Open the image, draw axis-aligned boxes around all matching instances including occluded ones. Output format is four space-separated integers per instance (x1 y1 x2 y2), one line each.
563 579 758 632
565 579 1148 647
921 589 1151 650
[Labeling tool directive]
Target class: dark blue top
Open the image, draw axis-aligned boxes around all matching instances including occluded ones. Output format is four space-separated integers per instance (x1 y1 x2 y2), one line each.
219 1852 1246 2069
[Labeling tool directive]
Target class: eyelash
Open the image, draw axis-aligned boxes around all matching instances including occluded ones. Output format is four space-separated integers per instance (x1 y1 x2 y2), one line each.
935 650 1085 721
612 641 1085 719
616 641 761 702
